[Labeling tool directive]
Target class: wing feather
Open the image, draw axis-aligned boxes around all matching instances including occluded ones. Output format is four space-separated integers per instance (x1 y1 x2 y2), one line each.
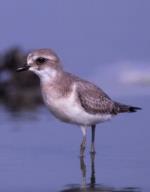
77 81 117 114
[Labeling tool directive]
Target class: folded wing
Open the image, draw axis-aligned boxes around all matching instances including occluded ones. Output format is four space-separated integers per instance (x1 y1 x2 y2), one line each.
77 81 117 115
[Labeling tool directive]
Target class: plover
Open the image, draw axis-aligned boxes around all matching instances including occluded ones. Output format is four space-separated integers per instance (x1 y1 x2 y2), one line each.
17 48 141 156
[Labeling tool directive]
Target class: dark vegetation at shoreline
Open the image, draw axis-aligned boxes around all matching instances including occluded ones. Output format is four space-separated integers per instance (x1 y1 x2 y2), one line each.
0 47 43 111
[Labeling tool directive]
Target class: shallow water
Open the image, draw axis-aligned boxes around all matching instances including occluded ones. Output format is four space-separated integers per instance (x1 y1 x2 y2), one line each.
0 96 149 192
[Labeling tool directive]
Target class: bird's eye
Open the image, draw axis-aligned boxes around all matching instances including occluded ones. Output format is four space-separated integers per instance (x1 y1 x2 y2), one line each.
36 57 47 64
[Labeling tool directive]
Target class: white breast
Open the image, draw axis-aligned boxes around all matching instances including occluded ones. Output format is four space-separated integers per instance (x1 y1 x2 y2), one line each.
42 84 112 126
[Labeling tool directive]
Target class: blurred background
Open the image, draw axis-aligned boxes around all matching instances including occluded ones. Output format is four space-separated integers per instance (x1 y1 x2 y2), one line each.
0 0 149 192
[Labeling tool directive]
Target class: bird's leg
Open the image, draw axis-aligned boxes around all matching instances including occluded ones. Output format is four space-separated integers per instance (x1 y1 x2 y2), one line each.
90 152 96 188
80 156 86 188
90 125 96 154
80 126 87 157
80 136 86 157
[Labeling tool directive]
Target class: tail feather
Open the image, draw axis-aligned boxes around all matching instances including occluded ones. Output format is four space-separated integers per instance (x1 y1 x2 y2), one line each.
114 102 142 113
128 106 142 112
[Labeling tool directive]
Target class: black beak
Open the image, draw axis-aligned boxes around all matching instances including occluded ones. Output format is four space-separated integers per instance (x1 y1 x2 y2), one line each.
16 64 30 72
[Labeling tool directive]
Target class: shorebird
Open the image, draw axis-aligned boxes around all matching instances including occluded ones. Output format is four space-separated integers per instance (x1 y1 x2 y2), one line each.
17 48 141 156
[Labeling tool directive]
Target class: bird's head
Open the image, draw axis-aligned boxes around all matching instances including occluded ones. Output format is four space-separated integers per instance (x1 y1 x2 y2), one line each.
17 48 62 81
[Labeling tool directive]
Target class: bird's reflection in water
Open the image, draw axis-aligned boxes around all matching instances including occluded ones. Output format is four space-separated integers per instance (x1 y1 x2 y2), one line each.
60 154 141 192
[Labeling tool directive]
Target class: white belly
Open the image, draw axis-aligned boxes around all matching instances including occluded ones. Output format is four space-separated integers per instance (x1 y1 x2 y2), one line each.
42 85 112 126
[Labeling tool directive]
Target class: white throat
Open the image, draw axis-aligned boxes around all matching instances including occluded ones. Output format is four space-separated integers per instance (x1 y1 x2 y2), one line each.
29 67 58 83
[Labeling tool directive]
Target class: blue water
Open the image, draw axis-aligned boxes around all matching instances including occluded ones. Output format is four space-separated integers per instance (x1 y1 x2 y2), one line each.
0 96 149 192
